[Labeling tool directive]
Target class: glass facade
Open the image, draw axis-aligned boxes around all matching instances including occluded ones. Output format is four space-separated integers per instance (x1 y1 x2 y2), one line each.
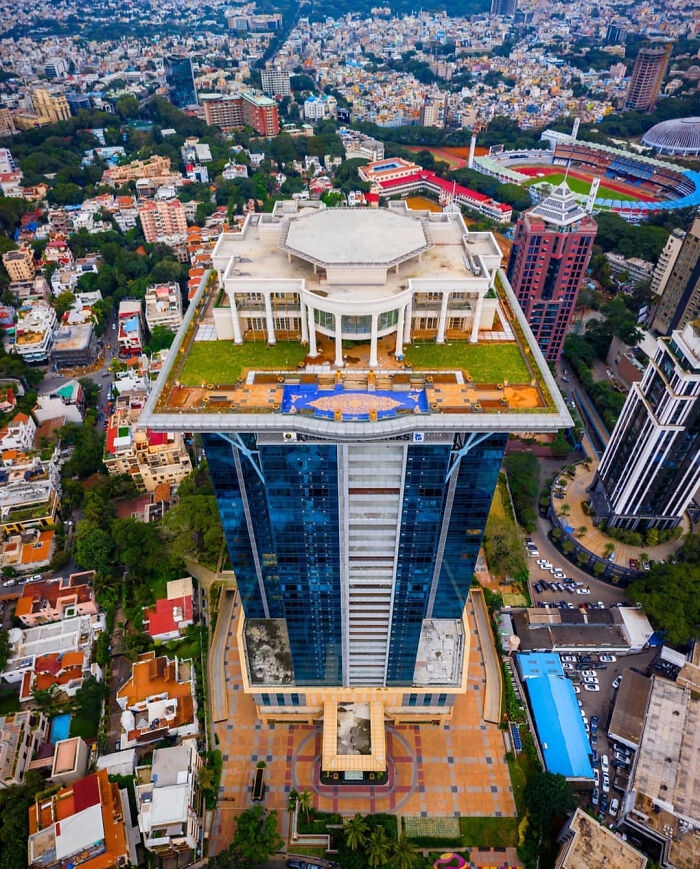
164 57 198 108
203 431 507 689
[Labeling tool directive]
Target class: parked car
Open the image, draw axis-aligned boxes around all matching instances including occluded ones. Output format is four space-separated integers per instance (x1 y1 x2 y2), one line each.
583 676 599 685
601 755 609 773
610 798 619 817
584 684 600 692
577 655 592 663
612 675 622 689
614 752 631 765
581 670 597 678
591 787 599 806
600 655 617 662
537 559 552 569
562 662 574 670
576 587 591 595
602 774 610 794
561 655 576 663
628 558 638 569
527 549 540 557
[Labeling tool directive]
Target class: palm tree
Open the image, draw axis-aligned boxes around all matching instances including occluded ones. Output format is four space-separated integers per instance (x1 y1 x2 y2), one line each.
344 814 368 852
366 826 391 868
576 526 587 539
389 834 419 869
297 789 313 824
560 503 571 517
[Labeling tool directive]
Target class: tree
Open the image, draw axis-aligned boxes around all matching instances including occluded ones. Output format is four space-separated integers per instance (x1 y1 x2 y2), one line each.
74 526 115 574
524 771 576 836
297 789 313 824
628 561 700 645
366 826 392 869
389 834 419 869
344 814 369 852
146 324 176 354
0 770 46 869
208 807 283 869
0 629 9 671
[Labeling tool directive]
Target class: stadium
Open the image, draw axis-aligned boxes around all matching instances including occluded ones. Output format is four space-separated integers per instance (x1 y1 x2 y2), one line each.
474 126 700 223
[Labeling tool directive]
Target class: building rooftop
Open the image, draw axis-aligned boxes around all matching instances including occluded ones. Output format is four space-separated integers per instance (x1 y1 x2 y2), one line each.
558 808 647 869
608 670 652 748
140 203 572 436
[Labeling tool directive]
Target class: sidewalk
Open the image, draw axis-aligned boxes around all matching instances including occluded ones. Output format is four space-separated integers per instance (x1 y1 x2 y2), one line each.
551 461 686 565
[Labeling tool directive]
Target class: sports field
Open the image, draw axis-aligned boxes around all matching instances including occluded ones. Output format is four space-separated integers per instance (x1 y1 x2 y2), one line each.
517 166 654 202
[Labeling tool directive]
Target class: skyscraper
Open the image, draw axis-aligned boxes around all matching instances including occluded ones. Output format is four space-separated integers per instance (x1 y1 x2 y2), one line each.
164 56 198 108
651 216 700 336
507 184 597 364
141 202 569 768
589 321 700 531
490 0 518 16
624 43 672 112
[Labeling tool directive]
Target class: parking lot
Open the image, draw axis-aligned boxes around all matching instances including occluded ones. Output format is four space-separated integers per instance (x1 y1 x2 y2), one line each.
552 644 658 822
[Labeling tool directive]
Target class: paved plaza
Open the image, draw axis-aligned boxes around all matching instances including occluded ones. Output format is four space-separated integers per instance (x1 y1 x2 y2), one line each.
209 594 516 855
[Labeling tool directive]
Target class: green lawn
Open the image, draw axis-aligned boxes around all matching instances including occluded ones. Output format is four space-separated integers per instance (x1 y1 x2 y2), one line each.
458 816 519 847
69 714 98 740
522 172 639 202
405 342 531 384
507 750 534 816
179 341 308 387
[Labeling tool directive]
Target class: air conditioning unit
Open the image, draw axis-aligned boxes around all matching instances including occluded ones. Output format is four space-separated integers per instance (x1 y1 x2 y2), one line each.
283 432 297 441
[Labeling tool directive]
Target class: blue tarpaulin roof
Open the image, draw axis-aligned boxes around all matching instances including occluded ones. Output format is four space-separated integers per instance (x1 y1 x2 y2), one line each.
516 652 594 779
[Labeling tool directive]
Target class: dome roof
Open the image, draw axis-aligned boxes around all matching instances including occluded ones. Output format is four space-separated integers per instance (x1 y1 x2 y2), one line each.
642 117 700 156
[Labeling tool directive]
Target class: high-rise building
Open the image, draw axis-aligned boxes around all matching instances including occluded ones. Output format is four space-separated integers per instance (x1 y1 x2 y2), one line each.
650 228 686 301
590 320 700 531
164 56 198 108
625 43 672 112
261 66 291 98
651 217 700 335
506 183 597 363
201 91 279 136
140 202 569 763
2 244 36 282
138 199 188 245
420 95 446 128
490 0 517 16
32 89 71 124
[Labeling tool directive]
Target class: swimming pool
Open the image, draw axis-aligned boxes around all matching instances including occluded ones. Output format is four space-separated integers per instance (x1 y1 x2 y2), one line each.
50 713 71 743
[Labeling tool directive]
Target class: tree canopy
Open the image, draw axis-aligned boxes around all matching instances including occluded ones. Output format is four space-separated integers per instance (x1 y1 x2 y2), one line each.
207 807 283 869
628 536 700 645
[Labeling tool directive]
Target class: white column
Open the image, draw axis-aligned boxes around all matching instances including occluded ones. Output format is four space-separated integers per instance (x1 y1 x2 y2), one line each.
369 313 379 368
264 293 275 344
300 297 308 342
334 313 344 367
437 291 450 344
307 305 318 356
395 305 405 358
229 293 243 344
403 296 413 344
471 293 483 343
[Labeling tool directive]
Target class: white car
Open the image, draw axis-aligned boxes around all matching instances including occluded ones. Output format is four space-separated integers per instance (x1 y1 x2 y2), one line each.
576 588 591 595
594 769 600 787
553 571 566 580
602 774 610 794
600 655 616 662
573 685 581 694
584 684 600 692
583 676 599 685
609 798 619 817
601 755 609 773
527 549 540 557
612 675 622 689
536 559 552 569
581 670 597 678
562 662 574 670
561 655 576 663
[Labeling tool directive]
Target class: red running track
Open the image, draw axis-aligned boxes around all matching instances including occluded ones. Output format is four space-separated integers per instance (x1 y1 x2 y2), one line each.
516 165 658 201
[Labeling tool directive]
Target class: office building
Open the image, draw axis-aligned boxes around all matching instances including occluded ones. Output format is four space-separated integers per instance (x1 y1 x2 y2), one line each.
32 89 71 124
490 0 517 16
625 43 673 112
140 201 569 770
164 56 198 108
651 216 700 335
261 66 291 98
590 321 700 531
507 183 597 363
420 95 446 128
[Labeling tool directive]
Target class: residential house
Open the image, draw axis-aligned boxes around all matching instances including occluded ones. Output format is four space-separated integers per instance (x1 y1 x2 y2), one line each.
142 577 195 642
0 711 49 789
16 572 99 627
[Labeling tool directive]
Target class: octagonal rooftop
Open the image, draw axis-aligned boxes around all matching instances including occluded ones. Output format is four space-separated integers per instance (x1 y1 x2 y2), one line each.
280 208 432 269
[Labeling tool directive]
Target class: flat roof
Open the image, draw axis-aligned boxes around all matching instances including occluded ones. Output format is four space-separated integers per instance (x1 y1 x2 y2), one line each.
632 678 700 822
608 670 651 747
282 208 431 268
559 808 647 869
516 652 594 779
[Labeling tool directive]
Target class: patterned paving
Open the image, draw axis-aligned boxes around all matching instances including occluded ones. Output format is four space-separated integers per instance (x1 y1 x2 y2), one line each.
210 596 516 854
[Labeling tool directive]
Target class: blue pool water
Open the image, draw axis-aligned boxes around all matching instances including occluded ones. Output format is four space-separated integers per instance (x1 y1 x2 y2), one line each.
50 713 71 743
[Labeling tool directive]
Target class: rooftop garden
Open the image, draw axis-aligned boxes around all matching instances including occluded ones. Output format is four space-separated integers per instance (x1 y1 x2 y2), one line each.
404 342 531 383
178 340 308 387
